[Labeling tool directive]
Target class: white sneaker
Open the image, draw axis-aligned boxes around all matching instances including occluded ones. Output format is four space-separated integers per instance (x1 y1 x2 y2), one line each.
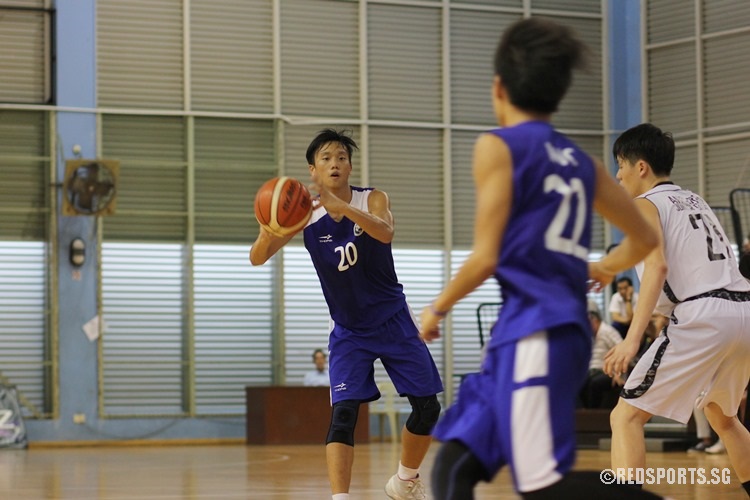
385 473 426 500
705 440 726 454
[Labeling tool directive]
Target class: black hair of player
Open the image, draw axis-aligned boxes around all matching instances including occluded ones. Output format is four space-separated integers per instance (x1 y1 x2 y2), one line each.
494 17 588 114
612 123 675 177
306 129 359 165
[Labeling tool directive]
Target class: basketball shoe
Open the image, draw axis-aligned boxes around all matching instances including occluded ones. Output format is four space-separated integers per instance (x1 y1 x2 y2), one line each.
705 439 726 454
687 440 711 453
385 473 426 499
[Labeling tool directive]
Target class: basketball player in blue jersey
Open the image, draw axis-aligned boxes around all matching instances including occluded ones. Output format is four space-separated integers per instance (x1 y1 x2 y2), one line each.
418 18 662 499
595 123 750 497
250 129 443 500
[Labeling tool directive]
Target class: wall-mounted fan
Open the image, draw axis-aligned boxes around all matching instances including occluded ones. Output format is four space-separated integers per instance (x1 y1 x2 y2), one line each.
62 160 119 216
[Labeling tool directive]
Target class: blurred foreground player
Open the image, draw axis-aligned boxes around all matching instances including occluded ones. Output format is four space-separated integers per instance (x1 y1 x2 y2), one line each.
419 18 662 499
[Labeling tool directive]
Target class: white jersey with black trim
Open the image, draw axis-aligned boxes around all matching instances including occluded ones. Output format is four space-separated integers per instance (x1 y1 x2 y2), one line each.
636 183 750 316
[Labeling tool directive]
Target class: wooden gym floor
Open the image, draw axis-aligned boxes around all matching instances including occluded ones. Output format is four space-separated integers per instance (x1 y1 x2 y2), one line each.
0 441 745 499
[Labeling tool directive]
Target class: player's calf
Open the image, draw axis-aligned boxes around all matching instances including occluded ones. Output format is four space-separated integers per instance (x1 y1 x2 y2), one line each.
431 440 486 500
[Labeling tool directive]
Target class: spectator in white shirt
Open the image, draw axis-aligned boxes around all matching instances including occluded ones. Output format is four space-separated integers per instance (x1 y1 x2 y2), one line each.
609 276 638 338
303 348 330 387
581 310 624 408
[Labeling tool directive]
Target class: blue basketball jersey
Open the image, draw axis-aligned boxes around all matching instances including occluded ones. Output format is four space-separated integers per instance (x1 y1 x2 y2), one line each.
303 187 406 330
489 121 596 347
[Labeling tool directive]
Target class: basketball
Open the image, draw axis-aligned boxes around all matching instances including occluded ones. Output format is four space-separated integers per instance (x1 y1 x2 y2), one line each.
254 176 312 236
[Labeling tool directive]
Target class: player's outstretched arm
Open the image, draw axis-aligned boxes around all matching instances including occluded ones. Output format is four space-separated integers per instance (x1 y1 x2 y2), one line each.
603 199 667 377
249 226 296 266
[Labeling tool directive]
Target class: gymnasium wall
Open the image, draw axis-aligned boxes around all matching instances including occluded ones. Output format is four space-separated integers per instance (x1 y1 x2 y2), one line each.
1 0 641 442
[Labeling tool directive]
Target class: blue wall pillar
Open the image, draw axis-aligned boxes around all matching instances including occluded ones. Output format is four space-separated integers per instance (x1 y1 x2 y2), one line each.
609 0 642 134
26 0 99 440
607 0 642 265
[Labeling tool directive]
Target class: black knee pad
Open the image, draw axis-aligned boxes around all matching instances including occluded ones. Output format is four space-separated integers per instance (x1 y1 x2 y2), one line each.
405 394 441 435
326 399 360 446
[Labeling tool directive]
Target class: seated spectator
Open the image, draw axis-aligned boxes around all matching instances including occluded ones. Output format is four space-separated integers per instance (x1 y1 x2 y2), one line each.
580 310 624 409
629 312 666 372
580 310 668 409
587 299 601 317
609 276 638 338
303 348 330 387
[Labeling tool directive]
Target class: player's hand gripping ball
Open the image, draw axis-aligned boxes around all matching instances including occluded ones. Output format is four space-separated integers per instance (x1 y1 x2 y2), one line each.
254 176 312 237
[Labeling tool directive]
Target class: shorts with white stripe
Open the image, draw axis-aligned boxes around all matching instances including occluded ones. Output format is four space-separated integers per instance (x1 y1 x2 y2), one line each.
433 326 590 493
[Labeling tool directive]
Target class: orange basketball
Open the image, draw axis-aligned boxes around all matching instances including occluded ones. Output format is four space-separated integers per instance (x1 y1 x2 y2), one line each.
254 176 312 236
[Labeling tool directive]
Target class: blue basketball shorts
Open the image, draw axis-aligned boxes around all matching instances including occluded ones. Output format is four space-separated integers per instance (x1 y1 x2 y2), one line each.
433 325 590 493
328 305 444 404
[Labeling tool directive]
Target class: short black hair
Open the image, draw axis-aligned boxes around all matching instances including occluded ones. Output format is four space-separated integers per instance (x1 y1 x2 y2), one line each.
494 17 587 114
312 348 326 361
305 129 359 165
612 123 675 177
616 276 633 287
